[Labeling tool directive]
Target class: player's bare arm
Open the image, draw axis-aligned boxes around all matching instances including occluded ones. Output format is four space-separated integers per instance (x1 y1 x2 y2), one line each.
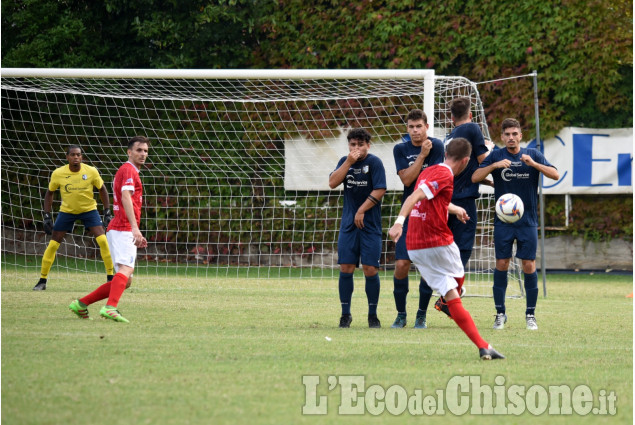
521 154 560 180
448 202 469 224
98 184 110 210
354 188 386 229
398 141 431 187
328 151 360 189
471 159 512 183
121 189 147 248
43 189 55 215
388 188 425 242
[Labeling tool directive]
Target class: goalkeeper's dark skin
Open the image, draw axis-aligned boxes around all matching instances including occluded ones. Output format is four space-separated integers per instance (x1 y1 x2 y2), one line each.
42 147 112 244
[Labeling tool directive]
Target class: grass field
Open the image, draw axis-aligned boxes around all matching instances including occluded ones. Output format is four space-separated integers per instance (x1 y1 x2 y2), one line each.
2 269 632 424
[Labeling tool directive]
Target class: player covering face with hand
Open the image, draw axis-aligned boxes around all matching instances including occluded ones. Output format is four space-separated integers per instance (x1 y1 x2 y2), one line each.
329 128 387 328
389 137 504 360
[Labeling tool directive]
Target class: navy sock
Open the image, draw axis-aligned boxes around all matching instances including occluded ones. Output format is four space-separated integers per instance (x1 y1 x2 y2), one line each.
493 269 508 314
460 250 472 269
418 278 433 316
365 273 380 316
393 276 409 314
339 272 354 315
524 271 538 316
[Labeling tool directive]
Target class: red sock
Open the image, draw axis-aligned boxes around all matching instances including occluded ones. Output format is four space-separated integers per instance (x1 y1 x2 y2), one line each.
80 281 112 306
106 273 128 308
454 276 464 294
447 297 488 349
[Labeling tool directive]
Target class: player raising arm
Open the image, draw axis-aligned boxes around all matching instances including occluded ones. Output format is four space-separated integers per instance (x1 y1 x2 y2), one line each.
472 118 559 331
329 128 386 328
389 137 504 360
390 109 444 329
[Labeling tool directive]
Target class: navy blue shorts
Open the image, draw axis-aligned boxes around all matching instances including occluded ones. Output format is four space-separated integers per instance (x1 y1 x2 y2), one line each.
447 197 477 251
494 225 538 260
395 217 410 261
53 210 103 232
338 228 382 268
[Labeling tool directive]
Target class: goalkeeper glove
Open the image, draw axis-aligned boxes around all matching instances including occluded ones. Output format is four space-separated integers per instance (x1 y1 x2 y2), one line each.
103 208 113 228
43 212 54 235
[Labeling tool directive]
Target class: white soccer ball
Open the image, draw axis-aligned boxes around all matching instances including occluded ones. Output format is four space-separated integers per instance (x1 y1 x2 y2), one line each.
495 193 524 223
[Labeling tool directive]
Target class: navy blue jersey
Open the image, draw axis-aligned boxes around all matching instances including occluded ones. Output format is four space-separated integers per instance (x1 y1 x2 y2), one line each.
393 134 445 203
333 153 387 235
480 147 556 227
444 122 489 200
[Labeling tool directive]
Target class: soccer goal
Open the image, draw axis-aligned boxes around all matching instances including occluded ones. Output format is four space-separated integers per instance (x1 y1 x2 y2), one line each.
0 68 522 297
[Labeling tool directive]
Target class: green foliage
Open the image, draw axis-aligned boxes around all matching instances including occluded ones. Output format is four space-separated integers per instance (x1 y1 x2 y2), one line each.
544 195 633 242
255 0 633 139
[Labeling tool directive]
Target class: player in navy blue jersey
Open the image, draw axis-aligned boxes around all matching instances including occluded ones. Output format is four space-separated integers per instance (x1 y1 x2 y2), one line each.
329 128 387 328
434 97 492 317
472 118 559 331
390 109 445 329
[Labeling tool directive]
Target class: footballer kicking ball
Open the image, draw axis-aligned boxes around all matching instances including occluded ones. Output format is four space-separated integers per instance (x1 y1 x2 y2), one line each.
495 193 524 223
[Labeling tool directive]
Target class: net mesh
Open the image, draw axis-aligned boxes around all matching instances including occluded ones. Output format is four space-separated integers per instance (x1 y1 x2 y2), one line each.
1 72 522 297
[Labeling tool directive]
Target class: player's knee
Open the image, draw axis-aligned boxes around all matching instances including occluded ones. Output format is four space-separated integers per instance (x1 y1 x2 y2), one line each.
394 260 410 279
362 265 378 276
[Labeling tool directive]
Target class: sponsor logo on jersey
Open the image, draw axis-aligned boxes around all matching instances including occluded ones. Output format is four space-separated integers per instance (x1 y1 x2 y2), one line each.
501 168 530 182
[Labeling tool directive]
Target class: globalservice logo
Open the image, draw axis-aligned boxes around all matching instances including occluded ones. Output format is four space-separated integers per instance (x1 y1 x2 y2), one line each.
302 375 617 416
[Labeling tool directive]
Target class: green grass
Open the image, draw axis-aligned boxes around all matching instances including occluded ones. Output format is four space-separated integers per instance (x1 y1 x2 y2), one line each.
2 270 632 425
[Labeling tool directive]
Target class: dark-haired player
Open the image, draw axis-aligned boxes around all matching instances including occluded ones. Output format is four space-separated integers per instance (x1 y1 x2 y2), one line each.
389 138 504 360
34 145 113 290
472 118 559 330
69 137 150 323
434 97 491 316
329 128 386 328
391 109 444 329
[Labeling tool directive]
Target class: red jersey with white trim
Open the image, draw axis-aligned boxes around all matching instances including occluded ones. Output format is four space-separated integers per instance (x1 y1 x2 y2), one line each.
406 163 455 250
108 161 143 232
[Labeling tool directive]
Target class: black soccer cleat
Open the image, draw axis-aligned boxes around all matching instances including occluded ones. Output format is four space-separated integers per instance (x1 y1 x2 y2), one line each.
106 274 114 282
339 314 352 328
368 314 381 328
479 345 506 360
434 297 451 318
33 278 47 291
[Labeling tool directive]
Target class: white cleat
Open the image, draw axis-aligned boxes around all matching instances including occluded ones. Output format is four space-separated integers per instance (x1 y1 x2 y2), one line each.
493 313 507 330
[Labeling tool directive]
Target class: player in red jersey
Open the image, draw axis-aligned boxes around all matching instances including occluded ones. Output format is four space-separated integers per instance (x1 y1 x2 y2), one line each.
68 136 150 323
389 138 504 360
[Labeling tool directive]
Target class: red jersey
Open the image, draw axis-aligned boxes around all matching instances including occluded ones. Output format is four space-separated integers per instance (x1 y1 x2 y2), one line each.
406 163 455 250
108 161 143 232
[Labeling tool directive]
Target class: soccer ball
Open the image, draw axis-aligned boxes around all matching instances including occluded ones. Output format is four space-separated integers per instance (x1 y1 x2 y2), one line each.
495 193 524 223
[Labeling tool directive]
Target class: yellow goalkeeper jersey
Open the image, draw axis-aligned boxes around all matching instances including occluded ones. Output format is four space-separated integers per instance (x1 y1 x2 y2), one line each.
48 164 104 214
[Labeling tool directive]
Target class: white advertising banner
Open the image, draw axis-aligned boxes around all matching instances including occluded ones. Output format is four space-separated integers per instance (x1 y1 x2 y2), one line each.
284 127 633 194
532 127 633 194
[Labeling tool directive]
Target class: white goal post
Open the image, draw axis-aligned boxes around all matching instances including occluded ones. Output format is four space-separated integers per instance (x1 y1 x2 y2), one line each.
0 68 522 297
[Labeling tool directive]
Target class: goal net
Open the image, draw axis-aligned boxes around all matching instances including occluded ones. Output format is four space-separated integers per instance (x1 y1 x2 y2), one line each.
0 69 522 297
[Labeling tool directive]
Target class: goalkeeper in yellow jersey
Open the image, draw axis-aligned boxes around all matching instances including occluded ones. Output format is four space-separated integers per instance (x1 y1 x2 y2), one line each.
33 145 114 290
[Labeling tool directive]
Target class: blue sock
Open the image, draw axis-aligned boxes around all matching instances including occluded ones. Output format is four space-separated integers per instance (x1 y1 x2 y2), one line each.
460 250 472 269
418 278 433 316
365 273 380 316
493 269 508 314
524 271 538 316
339 272 354 315
393 276 408 315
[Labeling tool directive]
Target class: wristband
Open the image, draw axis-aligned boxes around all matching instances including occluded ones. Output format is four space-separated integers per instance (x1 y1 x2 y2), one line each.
395 215 406 226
